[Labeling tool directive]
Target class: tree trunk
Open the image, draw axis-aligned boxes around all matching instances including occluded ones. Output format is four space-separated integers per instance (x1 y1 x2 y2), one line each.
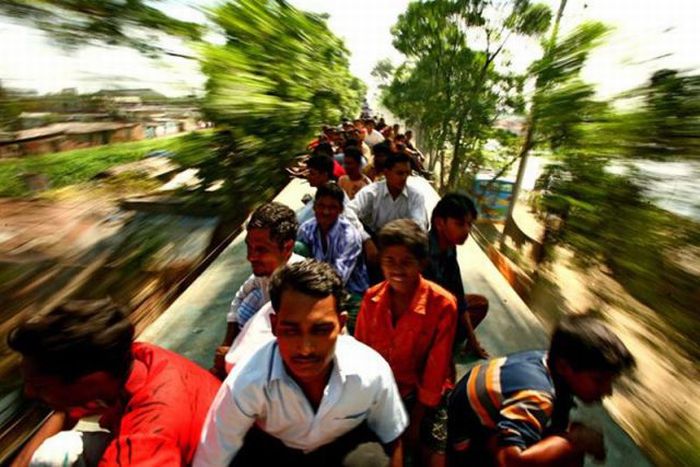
446 116 466 190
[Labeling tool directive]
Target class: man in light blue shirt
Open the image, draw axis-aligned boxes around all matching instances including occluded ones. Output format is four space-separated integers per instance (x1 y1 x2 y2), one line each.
194 261 408 467
298 183 369 296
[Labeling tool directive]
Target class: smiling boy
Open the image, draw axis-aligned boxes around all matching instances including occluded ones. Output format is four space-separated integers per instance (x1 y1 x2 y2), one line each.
354 219 457 466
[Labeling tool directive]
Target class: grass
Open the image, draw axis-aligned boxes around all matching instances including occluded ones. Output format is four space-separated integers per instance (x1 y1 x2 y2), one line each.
0 131 214 198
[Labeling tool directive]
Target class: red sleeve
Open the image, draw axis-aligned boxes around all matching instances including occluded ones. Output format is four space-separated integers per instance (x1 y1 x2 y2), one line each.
353 295 371 345
417 296 458 407
333 160 346 178
100 434 182 466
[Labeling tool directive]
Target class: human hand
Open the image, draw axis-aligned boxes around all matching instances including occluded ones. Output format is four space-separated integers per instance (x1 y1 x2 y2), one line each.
465 339 489 359
569 422 606 462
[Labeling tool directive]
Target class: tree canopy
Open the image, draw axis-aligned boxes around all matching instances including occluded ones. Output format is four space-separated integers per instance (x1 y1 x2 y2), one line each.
378 0 553 191
0 0 203 57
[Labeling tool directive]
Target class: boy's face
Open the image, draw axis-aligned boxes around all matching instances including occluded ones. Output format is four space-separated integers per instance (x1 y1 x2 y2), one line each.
558 360 617 404
307 168 329 188
435 214 474 246
246 228 291 277
343 157 361 176
271 289 346 384
21 358 117 417
385 162 411 193
314 196 342 232
380 244 422 295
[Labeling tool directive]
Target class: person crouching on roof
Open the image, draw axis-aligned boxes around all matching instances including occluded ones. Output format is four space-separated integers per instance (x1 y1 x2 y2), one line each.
9 298 220 466
447 314 635 466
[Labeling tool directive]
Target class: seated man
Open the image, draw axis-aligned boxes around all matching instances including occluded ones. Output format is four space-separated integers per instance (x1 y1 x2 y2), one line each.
362 139 393 182
298 183 369 332
424 193 489 358
355 219 457 467
212 202 302 378
338 146 372 200
447 314 636 466
194 260 408 466
8 299 220 466
348 152 429 265
296 154 369 241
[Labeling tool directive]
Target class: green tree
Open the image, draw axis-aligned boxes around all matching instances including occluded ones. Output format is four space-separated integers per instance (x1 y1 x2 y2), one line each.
195 0 365 212
0 82 22 131
0 0 202 57
380 0 552 191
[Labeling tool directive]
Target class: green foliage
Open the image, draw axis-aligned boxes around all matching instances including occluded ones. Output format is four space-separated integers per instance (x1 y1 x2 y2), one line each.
379 0 552 191
0 133 205 198
614 69 700 159
0 83 22 131
0 0 202 57
196 0 365 213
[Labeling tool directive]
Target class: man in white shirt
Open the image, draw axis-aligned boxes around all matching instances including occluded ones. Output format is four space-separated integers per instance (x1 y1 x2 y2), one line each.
348 152 429 265
363 118 385 147
194 260 408 467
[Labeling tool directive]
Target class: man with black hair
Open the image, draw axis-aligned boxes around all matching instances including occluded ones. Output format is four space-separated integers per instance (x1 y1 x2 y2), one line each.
363 139 393 181
9 299 220 466
338 146 371 200
194 260 408 467
213 202 303 378
349 153 429 266
364 118 385 147
425 192 490 358
447 314 635 466
298 183 369 333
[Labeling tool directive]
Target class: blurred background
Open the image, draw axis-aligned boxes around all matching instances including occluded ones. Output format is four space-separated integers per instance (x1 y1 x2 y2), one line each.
0 0 697 465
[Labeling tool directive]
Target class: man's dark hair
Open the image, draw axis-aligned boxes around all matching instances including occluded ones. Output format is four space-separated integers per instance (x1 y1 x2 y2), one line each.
306 154 335 180
432 192 479 223
384 152 413 170
269 260 345 314
343 146 363 165
313 142 334 159
343 137 360 150
372 140 394 159
7 299 135 382
314 182 345 208
378 219 429 262
247 202 299 248
550 314 636 374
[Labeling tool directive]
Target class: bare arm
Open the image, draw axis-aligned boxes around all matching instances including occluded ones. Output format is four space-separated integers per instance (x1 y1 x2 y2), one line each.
495 424 604 467
386 437 404 467
11 411 77 467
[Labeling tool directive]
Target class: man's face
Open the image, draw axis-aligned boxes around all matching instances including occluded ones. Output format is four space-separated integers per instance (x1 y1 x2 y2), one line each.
567 369 616 404
21 358 116 417
271 289 346 384
380 245 422 295
307 168 329 188
314 196 342 232
435 215 474 246
343 156 361 177
246 228 291 277
385 162 411 193
558 359 617 404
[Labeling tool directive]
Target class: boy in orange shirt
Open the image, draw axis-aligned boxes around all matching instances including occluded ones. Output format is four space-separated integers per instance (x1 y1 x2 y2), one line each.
355 219 457 467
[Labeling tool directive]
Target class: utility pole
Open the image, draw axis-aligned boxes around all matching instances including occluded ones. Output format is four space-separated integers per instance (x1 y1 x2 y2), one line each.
500 0 568 249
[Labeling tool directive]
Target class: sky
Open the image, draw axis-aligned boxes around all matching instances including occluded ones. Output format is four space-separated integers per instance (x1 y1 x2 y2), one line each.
0 0 698 105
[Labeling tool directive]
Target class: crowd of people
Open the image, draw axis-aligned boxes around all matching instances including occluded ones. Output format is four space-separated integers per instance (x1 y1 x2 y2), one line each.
8 117 636 467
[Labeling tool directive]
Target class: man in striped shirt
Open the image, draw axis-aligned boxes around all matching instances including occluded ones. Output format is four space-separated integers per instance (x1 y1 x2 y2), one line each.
211 202 302 378
447 315 635 466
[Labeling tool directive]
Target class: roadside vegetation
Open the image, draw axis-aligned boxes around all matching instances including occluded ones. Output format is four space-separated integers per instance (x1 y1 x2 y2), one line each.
0 132 212 198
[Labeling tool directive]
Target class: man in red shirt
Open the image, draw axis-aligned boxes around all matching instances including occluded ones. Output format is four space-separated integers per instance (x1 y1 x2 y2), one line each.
355 219 457 467
9 299 220 466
